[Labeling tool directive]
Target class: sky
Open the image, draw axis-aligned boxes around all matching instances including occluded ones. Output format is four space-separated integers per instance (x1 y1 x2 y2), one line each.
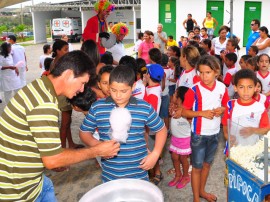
9 0 79 8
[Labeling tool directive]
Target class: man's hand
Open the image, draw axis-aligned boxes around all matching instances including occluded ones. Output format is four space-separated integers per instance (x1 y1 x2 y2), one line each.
99 32 110 39
139 151 159 170
96 140 120 157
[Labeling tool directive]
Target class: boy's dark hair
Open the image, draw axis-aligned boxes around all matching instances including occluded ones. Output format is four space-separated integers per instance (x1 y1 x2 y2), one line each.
168 35 173 40
193 35 200 40
100 52 113 65
175 86 189 103
197 47 208 56
188 40 199 48
161 53 169 66
119 55 137 81
50 50 95 78
149 48 162 64
201 27 207 32
241 54 252 62
8 35 16 42
225 52 238 63
43 44 51 54
136 58 146 79
67 84 97 112
109 65 135 87
201 39 211 49
44 57 53 71
52 39 68 58
233 68 257 86
97 65 114 82
193 26 200 31
138 32 143 39
249 45 259 54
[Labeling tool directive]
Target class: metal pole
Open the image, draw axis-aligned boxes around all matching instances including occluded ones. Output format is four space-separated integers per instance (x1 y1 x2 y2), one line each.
230 0 233 39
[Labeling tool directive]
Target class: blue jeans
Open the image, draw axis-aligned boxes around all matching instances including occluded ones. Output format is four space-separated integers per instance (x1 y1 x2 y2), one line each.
159 95 170 118
191 132 220 169
35 175 57 202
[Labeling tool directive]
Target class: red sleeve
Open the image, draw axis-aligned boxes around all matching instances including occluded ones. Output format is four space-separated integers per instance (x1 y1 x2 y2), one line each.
144 94 158 111
193 75 201 84
221 88 230 107
259 110 270 128
223 73 232 86
183 88 195 109
222 104 229 126
265 99 269 109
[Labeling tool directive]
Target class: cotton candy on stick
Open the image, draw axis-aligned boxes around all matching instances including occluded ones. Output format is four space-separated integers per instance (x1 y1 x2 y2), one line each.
109 108 132 143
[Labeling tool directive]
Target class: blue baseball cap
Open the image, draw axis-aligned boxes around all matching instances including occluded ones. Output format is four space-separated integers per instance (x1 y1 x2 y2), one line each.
146 64 164 82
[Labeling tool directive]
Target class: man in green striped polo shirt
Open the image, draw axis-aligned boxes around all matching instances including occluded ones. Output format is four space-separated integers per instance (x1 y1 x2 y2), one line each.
0 51 120 202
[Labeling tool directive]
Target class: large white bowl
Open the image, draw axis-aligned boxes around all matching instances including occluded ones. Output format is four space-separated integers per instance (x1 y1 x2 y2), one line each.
79 179 164 202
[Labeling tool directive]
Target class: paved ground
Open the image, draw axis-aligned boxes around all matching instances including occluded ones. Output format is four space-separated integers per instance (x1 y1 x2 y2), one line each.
0 42 228 202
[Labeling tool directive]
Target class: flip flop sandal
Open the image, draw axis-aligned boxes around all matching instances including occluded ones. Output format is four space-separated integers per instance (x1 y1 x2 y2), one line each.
200 193 217 202
151 173 163 185
167 168 176 175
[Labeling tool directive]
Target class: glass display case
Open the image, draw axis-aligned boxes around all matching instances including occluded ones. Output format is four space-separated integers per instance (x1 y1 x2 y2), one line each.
226 118 270 202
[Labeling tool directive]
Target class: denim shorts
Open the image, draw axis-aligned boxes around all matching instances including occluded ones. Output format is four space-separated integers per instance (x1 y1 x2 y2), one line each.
159 95 170 118
35 175 57 202
168 85 176 96
191 132 220 169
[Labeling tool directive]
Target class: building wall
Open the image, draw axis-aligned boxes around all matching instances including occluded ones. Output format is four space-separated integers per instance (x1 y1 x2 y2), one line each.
141 0 159 33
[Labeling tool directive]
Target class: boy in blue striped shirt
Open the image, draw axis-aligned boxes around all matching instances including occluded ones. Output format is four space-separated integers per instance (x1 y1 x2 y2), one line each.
80 65 167 182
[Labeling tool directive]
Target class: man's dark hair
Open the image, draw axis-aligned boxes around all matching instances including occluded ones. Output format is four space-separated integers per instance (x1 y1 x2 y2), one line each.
97 65 114 82
168 35 173 39
50 50 95 78
233 68 257 86
241 54 252 62
100 52 113 65
67 83 96 111
249 45 259 54
225 52 238 63
8 35 16 42
43 44 51 54
44 57 53 71
149 48 162 64
119 55 137 82
109 65 135 87
252 19 260 27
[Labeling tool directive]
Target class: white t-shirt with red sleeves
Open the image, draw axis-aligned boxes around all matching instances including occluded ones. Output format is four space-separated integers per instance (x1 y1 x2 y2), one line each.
222 99 269 146
169 67 175 86
256 71 270 94
183 81 229 136
223 65 238 97
162 67 171 96
176 68 200 88
253 93 269 109
132 79 145 100
144 84 162 114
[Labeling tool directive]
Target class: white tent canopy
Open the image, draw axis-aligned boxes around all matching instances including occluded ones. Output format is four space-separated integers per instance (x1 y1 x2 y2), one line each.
0 0 29 8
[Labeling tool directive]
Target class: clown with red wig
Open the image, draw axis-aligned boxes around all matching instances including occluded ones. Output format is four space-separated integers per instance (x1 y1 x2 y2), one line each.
106 22 129 65
82 0 115 54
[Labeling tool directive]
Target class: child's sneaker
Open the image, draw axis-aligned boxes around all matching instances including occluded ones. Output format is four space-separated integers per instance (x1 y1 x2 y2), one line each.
176 176 190 189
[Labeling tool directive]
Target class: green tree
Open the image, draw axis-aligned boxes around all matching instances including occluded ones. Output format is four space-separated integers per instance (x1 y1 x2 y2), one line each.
14 24 25 35
0 25 7 35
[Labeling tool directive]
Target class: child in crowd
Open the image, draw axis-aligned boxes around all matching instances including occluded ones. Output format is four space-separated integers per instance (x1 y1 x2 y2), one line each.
176 46 200 88
168 86 191 189
97 65 114 97
200 39 212 55
182 37 188 48
167 35 178 47
246 56 258 71
134 32 144 58
248 45 259 57
239 55 252 69
149 48 162 64
181 55 229 202
132 58 147 99
80 65 167 182
143 63 165 185
188 30 195 41
39 44 52 75
192 35 201 44
256 54 270 99
222 69 269 147
168 56 180 100
50 39 69 70
100 52 113 65
193 26 200 35
223 52 238 98
41 57 53 76
167 45 180 58
221 38 238 76
178 36 184 48
200 27 208 40
160 54 170 133
253 78 269 109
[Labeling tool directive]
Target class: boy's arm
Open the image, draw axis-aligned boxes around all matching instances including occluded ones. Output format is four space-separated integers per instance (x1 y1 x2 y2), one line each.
79 130 101 147
139 126 167 170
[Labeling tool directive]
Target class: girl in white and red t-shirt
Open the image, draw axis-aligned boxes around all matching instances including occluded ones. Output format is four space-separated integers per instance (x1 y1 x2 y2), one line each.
253 78 269 109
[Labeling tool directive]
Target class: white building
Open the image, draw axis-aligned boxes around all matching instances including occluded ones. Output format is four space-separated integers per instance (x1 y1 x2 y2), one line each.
141 0 270 47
